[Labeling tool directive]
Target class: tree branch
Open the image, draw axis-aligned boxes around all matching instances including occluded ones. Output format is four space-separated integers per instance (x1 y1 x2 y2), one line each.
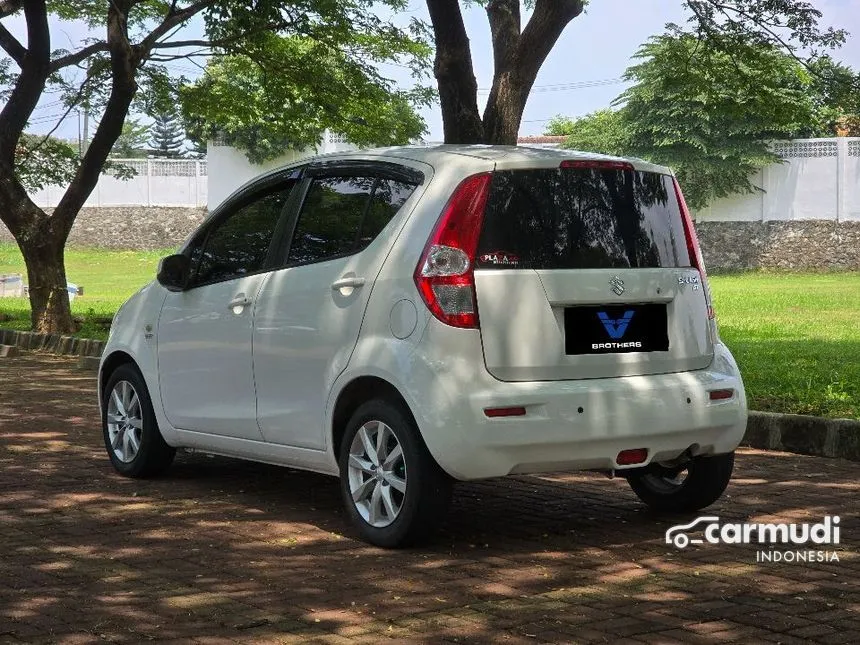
0 0 50 238
50 42 109 72
486 0 520 74
149 37 216 50
138 0 214 55
425 0 483 143
481 0 584 143
516 0 584 83
21 75 97 161
0 0 22 19
0 0 50 165
0 22 26 66
51 0 139 239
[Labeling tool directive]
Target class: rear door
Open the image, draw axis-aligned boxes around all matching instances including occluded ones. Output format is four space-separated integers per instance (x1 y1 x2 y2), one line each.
253 164 421 449
474 162 712 382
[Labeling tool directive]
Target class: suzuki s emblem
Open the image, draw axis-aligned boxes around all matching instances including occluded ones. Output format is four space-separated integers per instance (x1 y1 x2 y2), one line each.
609 276 625 295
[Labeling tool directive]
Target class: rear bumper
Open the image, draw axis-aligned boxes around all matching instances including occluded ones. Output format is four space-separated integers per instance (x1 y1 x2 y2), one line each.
406 324 747 480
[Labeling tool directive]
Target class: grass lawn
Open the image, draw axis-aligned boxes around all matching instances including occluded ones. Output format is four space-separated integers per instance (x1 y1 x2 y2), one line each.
0 242 168 339
709 272 860 420
1 241 858 419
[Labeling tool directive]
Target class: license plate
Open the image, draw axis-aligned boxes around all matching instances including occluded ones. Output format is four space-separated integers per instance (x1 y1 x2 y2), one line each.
564 304 669 354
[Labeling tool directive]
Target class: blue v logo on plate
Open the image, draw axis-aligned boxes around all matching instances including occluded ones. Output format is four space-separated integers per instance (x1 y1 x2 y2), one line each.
597 311 635 339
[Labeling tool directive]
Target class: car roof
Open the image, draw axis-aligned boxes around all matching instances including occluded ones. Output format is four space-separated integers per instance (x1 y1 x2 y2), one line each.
341 144 670 175
226 145 672 206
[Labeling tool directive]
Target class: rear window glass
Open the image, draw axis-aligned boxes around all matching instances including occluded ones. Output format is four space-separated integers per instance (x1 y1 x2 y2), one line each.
476 168 690 270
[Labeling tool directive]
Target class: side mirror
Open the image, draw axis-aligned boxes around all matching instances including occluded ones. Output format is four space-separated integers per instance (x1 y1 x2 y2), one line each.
157 254 191 292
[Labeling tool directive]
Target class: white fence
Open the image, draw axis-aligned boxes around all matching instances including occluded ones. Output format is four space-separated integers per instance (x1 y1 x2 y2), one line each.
25 137 860 218
29 158 208 208
695 138 860 222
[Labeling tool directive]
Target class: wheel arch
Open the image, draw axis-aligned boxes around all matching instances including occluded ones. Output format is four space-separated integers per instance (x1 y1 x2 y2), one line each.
330 375 417 461
99 350 137 406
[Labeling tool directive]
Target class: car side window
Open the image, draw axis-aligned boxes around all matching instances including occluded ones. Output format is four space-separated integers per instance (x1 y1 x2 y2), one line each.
288 175 374 264
194 186 293 285
288 174 418 265
358 178 417 248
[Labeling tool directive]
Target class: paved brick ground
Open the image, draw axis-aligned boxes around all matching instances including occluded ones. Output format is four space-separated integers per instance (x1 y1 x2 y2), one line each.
0 353 857 644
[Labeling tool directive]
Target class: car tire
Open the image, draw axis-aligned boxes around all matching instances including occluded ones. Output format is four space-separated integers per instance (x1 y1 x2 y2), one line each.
102 363 176 478
626 452 734 513
338 399 452 548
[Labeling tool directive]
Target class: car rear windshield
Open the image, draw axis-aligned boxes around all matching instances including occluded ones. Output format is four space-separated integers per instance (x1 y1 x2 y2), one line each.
476 167 690 270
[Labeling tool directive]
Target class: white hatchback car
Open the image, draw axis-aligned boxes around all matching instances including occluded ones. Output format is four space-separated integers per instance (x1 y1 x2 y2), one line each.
100 145 747 547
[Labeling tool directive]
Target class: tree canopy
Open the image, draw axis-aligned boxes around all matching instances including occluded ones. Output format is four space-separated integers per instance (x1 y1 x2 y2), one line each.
545 109 629 158
0 0 432 333
14 133 79 192
111 118 151 158
549 32 858 210
181 35 430 164
150 106 186 158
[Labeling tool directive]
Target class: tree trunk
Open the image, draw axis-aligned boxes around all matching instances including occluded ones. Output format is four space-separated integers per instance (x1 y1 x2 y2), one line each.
1 196 76 334
426 0 484 143
0 0 139 334
482 69 529 145
20 237 73 334
428 0 585 145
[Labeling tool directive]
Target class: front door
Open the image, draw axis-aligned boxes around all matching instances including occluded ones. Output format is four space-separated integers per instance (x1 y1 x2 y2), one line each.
157 183 294 439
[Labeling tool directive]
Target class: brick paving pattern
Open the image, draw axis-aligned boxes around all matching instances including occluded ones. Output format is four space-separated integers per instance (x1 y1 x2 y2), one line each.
0 353 858 644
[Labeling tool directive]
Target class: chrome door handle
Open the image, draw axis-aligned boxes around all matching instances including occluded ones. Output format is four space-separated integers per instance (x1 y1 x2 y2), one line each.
228 294 252 309
331 277 366 291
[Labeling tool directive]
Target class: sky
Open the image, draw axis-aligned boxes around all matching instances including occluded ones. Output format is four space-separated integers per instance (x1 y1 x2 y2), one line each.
7 0 860 143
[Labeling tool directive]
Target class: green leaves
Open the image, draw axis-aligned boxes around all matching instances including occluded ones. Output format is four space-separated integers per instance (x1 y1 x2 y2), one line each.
617 33 821 209
180 34 429 163
111 118 151 158
546 110 629 157
554 31 851 210
14 133 79 192
150 106 186 158
683 1 847 56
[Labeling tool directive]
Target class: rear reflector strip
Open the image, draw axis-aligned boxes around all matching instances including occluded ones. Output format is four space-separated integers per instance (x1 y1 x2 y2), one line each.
616 448 648 466
709 389 735 401
484 406 527 418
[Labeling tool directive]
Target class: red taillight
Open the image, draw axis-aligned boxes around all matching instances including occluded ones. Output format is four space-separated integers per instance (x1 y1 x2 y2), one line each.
673 178 715 321
616 448 648 466
414 173 492 329
560 159 635 171
484 406 527 418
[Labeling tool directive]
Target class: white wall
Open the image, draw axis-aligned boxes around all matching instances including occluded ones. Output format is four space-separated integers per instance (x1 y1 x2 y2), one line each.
207 145 307 211
694 138 860 222
26 137 857 219
28 159 207 208
207 131 358 209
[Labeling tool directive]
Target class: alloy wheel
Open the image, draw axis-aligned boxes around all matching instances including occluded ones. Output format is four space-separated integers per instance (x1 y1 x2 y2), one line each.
347 420 407 528
106 380 143 463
